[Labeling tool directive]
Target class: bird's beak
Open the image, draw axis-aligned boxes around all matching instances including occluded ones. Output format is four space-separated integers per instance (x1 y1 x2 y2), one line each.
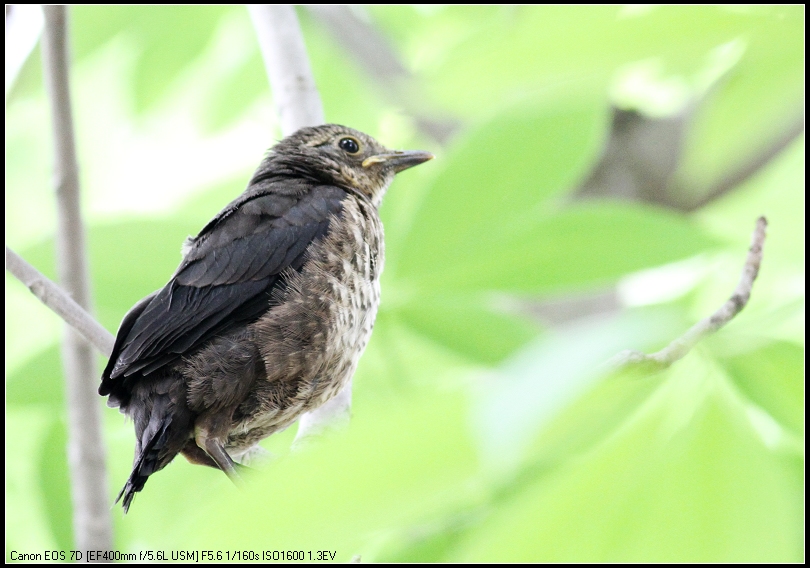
363 150 434 173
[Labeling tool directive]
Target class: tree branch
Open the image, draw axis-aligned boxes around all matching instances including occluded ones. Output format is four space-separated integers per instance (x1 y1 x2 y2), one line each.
306 5 460 144
40 4 112 550
6 247 115 356
247 4 324 133
684 118 804 212
608 216 767 371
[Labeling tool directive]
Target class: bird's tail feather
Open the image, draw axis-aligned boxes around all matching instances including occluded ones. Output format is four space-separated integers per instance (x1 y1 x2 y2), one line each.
116 418 173 513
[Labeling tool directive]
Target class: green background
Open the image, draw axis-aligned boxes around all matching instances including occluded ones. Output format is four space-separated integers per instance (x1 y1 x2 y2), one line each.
6 5 803 562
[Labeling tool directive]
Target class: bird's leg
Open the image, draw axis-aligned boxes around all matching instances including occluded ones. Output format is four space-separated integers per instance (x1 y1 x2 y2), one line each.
194 414 245 487
195 429 245 486
180 441 219 469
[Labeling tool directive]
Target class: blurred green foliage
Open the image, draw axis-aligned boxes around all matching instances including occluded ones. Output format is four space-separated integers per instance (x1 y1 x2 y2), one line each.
5 5 803 562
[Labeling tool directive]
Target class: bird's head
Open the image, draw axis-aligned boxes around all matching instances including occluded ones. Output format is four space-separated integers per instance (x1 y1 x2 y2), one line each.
263 124 434 207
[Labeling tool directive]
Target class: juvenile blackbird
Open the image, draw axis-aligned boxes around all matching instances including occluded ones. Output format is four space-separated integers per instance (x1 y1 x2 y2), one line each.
99 124 433 511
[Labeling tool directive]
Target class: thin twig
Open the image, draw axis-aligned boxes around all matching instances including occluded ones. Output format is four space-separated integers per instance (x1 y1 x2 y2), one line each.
608 216 767 371
41 5 112 550
6 247 115 356
247 4 324 133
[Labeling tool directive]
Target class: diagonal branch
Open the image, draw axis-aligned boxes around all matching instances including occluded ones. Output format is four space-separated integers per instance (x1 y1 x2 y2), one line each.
6 247 115 356
608 216 767 371
684 119 804 212
307 5 460 143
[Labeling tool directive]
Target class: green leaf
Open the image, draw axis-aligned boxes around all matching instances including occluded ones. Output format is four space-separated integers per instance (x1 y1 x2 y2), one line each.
402 200 720 294
723 341 804 437
392 100 609 286
422 6 773 116
472 307 681 472
456 356 803 562
391 293 540 365
674 5 804 195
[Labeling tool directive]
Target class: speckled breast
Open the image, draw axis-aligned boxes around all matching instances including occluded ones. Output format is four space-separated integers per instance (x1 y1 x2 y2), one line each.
226 196 384 450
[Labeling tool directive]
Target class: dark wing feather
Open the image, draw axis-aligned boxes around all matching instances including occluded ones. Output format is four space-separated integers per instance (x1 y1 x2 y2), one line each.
100 183 346 406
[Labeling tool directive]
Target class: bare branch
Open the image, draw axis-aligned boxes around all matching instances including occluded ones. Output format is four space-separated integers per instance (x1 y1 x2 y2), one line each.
308 6 407 83
41 4 112 549
6 247 115 356
608 216 768 371
307 5 460 144
684 118 804 212
247 4 324 134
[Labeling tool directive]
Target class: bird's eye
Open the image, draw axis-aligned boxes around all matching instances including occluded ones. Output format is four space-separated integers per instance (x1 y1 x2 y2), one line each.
338 137 361 154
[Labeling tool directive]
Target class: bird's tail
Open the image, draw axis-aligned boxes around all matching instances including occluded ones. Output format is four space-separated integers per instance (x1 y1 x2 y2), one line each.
114 371 196 513
116 417 173 513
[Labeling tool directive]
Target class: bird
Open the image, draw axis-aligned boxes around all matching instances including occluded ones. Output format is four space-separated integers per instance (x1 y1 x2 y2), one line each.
99 124 433 512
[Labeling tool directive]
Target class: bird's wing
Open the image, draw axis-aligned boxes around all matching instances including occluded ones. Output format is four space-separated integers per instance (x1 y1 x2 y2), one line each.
100 183 347 394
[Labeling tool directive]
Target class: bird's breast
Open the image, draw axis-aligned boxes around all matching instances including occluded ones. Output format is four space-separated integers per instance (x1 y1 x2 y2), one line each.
231 196 384 447
294 195 385 406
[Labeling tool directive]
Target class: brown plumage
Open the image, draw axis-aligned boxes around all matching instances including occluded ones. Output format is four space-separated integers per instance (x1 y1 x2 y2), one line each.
99 124 433 511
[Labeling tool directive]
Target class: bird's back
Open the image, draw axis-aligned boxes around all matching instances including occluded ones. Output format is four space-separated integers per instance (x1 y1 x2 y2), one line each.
100 180 351 510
